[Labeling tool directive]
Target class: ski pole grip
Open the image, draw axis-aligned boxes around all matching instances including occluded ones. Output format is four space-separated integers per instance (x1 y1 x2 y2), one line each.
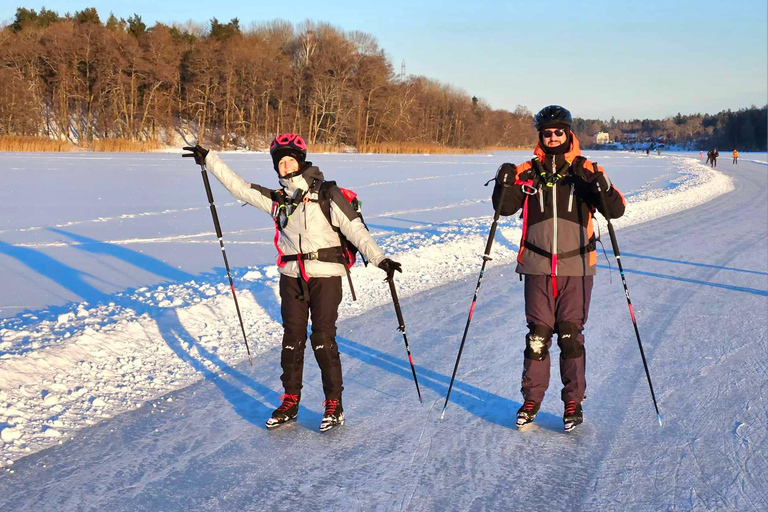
201 167 215 204
608 223 621 258
596 182 611 222
388 278 406 329
597 183 621 258
200 168 224 239
484 177 508 256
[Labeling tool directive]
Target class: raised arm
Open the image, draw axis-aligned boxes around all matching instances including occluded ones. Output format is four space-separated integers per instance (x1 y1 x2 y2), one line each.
203 152 275 213
183 145 275 213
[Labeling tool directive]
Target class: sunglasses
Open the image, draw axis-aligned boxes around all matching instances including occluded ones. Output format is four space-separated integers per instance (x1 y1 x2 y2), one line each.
542 129 566 138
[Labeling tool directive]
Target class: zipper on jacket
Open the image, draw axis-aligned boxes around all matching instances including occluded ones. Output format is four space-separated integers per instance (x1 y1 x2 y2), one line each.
568 183 574 213
538 184 545 212
551 155 558 276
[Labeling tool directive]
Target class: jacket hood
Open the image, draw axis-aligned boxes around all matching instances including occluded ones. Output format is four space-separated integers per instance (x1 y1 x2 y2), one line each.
534 131 582 164
279 163 324 195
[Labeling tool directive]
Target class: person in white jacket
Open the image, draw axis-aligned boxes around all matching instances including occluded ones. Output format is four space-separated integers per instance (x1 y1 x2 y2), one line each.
183 134 401 432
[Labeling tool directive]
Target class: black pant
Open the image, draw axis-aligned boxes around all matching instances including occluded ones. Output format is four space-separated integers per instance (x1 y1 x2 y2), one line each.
279 274 344 400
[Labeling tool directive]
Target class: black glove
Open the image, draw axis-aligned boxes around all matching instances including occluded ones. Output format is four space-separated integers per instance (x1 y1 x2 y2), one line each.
589 170 611 193
495 163 517 186
572 163 611 193
378 258 402 280
182 145 209 165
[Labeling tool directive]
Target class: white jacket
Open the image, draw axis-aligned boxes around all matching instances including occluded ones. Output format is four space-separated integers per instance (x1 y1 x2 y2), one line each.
204 151 385 279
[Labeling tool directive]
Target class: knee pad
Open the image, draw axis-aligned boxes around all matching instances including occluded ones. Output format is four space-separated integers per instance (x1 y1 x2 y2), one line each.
281 337 306 369
556 321 584 359
525 324 553 361
310 336 341 368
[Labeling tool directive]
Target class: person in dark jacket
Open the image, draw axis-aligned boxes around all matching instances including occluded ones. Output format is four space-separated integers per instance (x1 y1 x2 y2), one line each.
184 135 401 433
491 105 626 432
710 149 719 167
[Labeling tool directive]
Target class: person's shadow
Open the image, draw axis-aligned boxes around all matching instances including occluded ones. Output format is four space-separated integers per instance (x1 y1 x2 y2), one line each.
4 228 554 431
2 230 287 427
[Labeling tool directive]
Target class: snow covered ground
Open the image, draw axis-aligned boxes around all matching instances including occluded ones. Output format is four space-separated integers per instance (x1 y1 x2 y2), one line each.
0 150 765 511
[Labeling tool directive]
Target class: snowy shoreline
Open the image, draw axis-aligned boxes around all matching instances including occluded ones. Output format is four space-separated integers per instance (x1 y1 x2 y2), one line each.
0 156 734 467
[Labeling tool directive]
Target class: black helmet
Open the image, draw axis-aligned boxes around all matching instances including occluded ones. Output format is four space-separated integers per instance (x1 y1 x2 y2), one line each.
534 105 573 131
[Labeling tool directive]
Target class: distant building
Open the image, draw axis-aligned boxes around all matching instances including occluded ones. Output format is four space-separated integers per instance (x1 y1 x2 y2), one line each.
594 132 611 145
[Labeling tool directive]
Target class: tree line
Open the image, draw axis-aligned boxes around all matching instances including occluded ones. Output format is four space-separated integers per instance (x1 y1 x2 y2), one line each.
573 107 767 151
1 8 765 152
0 7 537 151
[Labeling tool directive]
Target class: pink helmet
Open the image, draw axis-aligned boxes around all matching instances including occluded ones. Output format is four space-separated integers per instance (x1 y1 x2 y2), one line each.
269 133 307 171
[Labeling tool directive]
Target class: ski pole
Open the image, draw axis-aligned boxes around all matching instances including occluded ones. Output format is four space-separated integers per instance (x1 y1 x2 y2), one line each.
194 161 253 365
597 182 661 426
386 274 423 403
441 169 510 419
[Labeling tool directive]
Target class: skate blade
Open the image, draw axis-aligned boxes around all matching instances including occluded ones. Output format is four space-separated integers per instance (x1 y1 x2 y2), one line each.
265 415 297 429
319 416 345 433
563 420 582 433
516 417 535 429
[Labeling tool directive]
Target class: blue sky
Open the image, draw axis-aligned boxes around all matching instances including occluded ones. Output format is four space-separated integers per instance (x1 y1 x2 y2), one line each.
2 0 766 120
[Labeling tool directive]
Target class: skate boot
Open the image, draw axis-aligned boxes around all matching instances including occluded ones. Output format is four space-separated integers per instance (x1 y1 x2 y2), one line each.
563 401 583 433
319 398 344 433
265 394 299 429
516 399 541 428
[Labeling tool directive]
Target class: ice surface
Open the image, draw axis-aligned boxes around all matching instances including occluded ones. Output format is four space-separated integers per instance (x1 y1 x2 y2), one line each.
0 150 764 512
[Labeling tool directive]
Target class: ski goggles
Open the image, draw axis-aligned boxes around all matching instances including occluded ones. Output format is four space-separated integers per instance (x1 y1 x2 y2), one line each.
542 129 566 138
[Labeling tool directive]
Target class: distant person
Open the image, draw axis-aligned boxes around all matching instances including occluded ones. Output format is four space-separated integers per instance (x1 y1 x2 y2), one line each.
706 150 713 166
491 105 626 433
183 135 401 433
646 148 650 156
700 150 703 160
733 149 739 164
711 148 719 167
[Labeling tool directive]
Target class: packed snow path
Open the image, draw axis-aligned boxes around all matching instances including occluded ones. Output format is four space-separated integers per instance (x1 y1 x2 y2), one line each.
0 159 766 511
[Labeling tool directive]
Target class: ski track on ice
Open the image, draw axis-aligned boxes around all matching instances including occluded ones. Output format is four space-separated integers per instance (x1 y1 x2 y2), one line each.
2 156 766 512
0 170 489 238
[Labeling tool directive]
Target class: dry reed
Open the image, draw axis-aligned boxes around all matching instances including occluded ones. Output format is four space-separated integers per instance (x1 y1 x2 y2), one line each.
311 142 481 155
89 139 163 152
0 136 73 152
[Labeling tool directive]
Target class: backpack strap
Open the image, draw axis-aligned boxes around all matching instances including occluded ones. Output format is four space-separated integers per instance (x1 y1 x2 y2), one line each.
316 180 358 300
317 180 336 227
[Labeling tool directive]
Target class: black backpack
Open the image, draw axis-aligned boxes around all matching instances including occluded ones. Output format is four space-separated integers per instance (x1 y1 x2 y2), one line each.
316 181 369 268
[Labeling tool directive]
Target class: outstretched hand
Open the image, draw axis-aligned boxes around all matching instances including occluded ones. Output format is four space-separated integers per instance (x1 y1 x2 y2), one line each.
378 258 402 281
182 145 209 165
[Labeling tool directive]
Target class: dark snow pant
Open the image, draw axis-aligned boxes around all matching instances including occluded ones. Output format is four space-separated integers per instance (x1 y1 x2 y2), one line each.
279 274 343 400
521 274 593 403
733 158 737 164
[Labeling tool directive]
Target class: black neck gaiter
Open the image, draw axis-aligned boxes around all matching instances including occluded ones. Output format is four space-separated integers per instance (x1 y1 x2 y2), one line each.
539 131 571 155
